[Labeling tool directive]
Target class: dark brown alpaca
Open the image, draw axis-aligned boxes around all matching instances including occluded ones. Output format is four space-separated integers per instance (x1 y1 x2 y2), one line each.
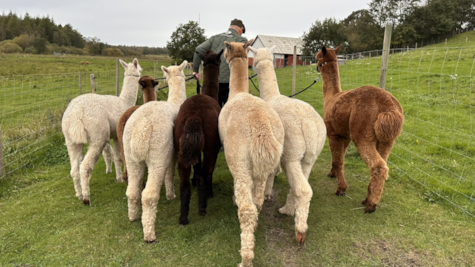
316 45 404 213
117 75 158 184
173 50 223 225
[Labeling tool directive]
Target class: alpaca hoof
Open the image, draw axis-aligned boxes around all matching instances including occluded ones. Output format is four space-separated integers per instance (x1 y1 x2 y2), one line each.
335 188 346 196
278 206 294 216
145 238 157 243
198 209 207 216
336 192 346 196
76 194 83 200
264 194 272 201
364 204 377 214
116 177 124 183
296 232 306 245
179 217 189 225
362 198 368 206
83 199 90 205
166 193 177 200
106 169 112 174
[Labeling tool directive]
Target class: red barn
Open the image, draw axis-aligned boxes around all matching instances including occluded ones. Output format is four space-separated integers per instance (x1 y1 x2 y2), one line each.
247 35 308 68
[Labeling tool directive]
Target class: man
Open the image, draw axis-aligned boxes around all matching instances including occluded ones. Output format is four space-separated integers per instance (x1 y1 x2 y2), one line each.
193 19 248 107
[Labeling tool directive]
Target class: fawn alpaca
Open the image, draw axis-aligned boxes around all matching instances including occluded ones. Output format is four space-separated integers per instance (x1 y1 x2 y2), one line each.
219 40 284 267
249 46 326 244
174 50 223 225
117 75 158 184
124 61 188 242
316 45 404 213
62 58 142 205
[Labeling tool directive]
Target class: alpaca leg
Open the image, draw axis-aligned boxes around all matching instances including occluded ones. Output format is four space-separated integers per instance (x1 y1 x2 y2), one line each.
279 161 297 216
126 161 146 221
233 171 258 267
179 164 192 225
327 135 351 196
141 166 167 242
80 142 106 205
164 155 177 200
376 140 395 162
196 149 217 217
111 139 124 183
191 155 201 187
102 142 113 174
356 142 389 213
66 141 84 199
264 165 280 201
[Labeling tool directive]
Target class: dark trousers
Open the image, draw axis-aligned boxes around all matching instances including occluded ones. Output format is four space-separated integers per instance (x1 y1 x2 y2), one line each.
218 83 229 108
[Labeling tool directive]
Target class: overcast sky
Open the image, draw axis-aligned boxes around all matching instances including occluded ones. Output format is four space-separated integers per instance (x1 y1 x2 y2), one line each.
2 0 370 47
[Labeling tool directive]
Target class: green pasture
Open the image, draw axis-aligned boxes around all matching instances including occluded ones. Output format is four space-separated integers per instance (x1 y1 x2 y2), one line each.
1 31 475 266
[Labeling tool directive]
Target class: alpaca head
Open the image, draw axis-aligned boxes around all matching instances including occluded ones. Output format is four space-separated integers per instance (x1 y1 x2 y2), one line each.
138 75 159 91
161 60 187 82
119 58 143 77
316 45 341 73
203 49 223 67
224 39 254 63
248 46 275 72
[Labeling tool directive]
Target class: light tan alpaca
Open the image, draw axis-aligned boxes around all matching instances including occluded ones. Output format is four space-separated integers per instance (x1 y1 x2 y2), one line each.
62 58 142 205
249 46 327 245
219 40 284 267
124 61 188 242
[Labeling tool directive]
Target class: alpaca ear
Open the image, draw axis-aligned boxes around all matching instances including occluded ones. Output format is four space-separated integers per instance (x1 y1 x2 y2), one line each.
334 44 342 54
244 39 254 50
153 80 159 88
269 45 276 54
204 51 210 57
224 41 233 52
133 58 139 68
217 49 224 59
248 46 257 55
179 60 188 71
119 59 128 69
321 46 327 56
161 66 168 74
139 80 146 89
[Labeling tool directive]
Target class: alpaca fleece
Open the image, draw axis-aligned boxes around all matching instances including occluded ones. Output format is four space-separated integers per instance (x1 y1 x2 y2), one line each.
62 58 142 205
316 45 404 213
220 40 284 267
250 46 326 245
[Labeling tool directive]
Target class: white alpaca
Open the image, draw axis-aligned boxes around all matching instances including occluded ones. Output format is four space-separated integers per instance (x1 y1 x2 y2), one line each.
249 46 327 245
62 58 142 205
124 61 188 242
219 41 284 267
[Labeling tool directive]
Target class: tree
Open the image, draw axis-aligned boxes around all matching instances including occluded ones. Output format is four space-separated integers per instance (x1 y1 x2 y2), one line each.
102 47 124 57
166 21 206 62
410 0 458 41
343 10 384 52
302 18 347 56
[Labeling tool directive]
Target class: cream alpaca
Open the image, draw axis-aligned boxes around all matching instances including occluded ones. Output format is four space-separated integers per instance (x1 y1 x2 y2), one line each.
249 46 327 245
62 58 142 205
219 41 284 267
124 61 188 242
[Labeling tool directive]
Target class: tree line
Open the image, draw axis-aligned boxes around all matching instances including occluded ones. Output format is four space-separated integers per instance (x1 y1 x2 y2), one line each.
302 0 475 55
0 11 168 56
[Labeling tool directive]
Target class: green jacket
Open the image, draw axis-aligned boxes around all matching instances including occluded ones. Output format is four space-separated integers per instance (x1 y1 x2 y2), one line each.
193 28 248 84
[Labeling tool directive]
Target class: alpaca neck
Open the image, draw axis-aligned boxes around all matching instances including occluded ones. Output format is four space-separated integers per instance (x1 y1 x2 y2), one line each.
142 88 157 103
255 60 280 101
167 76 187 106
120 75 140 105
202 65 219 101
322 62 342 102
228 58 249 100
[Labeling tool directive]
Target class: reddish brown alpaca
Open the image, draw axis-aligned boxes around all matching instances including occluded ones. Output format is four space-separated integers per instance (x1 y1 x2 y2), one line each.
173 50 222 225
117 75 158 184
316 45 404 213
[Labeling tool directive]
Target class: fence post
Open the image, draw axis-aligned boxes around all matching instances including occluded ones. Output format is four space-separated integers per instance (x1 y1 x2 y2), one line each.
445 38 447 46
467 37 468 43
79 71 82 94
0 125 5 179
379 24 392 89
415 42 418 49
90 74 96 93
292 46 297 98
116 59 120 96
154 61 157 79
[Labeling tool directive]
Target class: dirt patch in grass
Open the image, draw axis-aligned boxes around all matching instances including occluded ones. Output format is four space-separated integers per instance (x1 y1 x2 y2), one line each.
353 239 449 266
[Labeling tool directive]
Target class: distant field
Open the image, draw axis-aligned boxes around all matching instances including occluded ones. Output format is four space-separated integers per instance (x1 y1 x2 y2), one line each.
1 32 475 266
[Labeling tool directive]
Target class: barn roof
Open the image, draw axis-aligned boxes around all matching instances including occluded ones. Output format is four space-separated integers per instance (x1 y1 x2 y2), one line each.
253 35 303 55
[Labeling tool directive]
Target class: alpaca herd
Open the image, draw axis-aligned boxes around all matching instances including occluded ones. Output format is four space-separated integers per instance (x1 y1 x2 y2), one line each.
62 43 403 266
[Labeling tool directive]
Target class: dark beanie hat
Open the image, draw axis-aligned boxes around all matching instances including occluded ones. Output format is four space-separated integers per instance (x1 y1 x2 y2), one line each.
230 19 245 34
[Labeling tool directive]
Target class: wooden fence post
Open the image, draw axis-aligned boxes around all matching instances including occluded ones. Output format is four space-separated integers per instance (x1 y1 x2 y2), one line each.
379 24 393 89
79 71 82 94
0 125 5 179
90 74 96 93
445 38 447 46
416 42 418 49
116 59 120 96
154 61 157 79
292 46 297 98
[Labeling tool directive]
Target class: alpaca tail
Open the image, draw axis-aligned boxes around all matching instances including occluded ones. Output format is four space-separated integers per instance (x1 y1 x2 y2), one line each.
65 108 88 144
250 122 283 180
374 109 404 142
178 116 205 167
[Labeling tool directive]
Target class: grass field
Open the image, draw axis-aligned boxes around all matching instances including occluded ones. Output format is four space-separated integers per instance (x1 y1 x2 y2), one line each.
1 31 475 266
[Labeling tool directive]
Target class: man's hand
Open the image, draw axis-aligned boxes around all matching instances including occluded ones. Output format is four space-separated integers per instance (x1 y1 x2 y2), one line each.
193 72 201 81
